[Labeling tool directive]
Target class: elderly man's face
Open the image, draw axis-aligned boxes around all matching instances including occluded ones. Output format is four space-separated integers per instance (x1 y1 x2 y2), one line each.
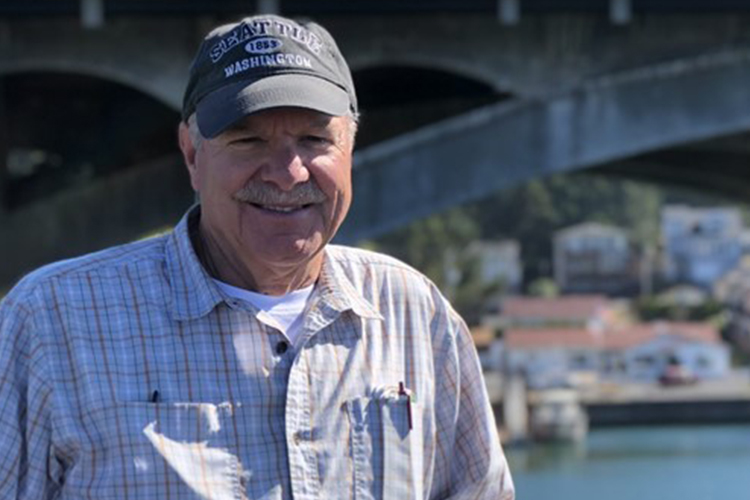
181 107 353 278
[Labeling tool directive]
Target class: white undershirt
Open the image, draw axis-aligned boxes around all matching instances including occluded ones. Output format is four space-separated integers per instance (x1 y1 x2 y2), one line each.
213 280 314 345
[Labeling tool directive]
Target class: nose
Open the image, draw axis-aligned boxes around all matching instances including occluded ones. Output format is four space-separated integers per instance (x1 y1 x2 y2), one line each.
259 143 310 191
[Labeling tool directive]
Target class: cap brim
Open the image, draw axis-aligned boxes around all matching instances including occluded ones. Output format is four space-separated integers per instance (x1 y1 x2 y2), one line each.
195 74 350 139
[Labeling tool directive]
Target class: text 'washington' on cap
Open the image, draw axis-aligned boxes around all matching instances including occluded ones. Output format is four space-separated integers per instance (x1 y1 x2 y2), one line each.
182 14 358 139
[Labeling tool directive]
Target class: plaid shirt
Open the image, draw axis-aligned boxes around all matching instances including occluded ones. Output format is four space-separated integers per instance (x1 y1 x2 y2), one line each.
0 207 514 500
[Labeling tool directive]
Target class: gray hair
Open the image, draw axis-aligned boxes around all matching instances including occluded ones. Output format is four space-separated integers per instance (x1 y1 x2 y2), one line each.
185 111 359 150
186 113 204 150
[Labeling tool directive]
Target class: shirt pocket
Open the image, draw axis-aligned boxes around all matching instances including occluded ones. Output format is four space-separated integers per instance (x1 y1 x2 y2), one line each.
345 392 424 500
89 402 245 500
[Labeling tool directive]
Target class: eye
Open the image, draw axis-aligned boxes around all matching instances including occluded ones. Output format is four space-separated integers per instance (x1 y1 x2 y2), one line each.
227 136 263 147
224 130 264 148
302 135 332 145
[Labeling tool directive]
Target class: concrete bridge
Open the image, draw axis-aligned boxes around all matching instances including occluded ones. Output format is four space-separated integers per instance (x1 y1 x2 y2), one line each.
3 1 750 288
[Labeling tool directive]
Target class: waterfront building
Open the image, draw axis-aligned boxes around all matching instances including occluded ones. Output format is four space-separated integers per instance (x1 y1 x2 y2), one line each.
714 256 750 354
601 322 730 382
661 205 744 288
498 294 621 387
553 222 640 296
466 240 523 293
504 327 597 388
504 321 730 387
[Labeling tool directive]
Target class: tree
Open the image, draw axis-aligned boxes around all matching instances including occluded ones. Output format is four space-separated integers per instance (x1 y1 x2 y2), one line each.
368 171 665 315
468 172 662 284
366 209 506 324
370 208 479 290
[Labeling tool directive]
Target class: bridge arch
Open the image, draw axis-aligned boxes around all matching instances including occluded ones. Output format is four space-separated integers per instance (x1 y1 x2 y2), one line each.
0 18 194 112
351 62 510 147
0 60 180 111
0 67 191 288
1 70 180 209
349 54 508 96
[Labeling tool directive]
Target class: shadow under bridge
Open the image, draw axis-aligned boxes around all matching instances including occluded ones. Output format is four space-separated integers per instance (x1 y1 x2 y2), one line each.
337 49 750 243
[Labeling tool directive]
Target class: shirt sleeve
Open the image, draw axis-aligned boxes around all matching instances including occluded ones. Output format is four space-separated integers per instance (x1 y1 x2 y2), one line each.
431 298 515 500
0 292 59 499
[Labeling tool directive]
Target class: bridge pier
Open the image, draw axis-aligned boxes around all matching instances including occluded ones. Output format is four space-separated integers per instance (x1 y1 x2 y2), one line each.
0 22 7 218
0 77 7 219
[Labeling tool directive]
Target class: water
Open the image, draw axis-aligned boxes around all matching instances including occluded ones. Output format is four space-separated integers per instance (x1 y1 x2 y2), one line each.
505 424 750 500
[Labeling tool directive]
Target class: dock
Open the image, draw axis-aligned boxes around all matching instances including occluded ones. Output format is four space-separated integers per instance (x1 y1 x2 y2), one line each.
489 370 750 440
580 373 750 426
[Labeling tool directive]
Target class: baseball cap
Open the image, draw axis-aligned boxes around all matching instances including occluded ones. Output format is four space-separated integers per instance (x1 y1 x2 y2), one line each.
182 14 358 139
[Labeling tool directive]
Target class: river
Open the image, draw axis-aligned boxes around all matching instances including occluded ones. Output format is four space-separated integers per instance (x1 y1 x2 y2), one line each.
504 424 750 500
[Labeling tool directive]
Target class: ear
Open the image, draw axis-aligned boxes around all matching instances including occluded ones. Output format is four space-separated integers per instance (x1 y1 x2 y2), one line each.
178 122 200 192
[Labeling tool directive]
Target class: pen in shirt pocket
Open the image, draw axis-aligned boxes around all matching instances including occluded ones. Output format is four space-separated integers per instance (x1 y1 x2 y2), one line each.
399 381 413 431
149 389 161 403
373 383 416 431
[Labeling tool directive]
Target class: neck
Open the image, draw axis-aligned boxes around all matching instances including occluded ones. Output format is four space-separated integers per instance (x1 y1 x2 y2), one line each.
191 221 323 296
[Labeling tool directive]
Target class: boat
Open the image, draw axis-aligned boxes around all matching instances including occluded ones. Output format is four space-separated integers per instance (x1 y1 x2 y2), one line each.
528 388 589 442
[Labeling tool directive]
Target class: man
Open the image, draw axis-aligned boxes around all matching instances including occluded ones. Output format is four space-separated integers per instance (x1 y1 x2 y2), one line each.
0 14 514 499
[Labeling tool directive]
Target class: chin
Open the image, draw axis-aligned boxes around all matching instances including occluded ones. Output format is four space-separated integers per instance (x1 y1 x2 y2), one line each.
257 235 325 265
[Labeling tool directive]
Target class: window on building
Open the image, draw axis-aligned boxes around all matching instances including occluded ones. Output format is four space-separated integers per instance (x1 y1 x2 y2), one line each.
697 357 712 370
636 355 655 368
572 353 589 369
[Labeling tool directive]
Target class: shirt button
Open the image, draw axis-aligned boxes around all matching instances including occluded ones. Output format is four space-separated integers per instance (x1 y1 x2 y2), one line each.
293 431 302 445
275 341 289 355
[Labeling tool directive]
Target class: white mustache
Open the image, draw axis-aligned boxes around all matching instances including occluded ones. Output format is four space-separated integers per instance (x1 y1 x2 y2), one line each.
233 182 327 206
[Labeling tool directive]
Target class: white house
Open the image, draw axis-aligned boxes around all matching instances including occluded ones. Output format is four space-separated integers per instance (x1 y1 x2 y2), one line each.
553 222 639 295
466 240 523 293
716 256 750 355
605 322 730 382
661 205 744 288
504 328 600 388
504 321 730 387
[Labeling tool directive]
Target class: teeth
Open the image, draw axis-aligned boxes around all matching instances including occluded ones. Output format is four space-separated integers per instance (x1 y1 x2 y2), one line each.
262 205 298 213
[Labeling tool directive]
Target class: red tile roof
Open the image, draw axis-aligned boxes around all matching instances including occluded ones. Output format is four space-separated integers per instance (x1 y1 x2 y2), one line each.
650 321 721 344
502 295 609 321
505 328 599 349
505 321 721 351
600 324 655 350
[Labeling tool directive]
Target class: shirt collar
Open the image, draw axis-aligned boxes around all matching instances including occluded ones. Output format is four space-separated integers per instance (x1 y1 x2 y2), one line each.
314 249 383 321
166 205 225 321
165 205 383 322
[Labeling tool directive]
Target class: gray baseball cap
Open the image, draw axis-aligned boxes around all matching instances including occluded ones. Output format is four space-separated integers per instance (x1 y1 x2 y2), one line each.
182 14 358 139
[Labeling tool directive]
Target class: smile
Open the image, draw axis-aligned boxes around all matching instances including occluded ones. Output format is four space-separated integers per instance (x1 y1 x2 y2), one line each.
250 203 314 214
